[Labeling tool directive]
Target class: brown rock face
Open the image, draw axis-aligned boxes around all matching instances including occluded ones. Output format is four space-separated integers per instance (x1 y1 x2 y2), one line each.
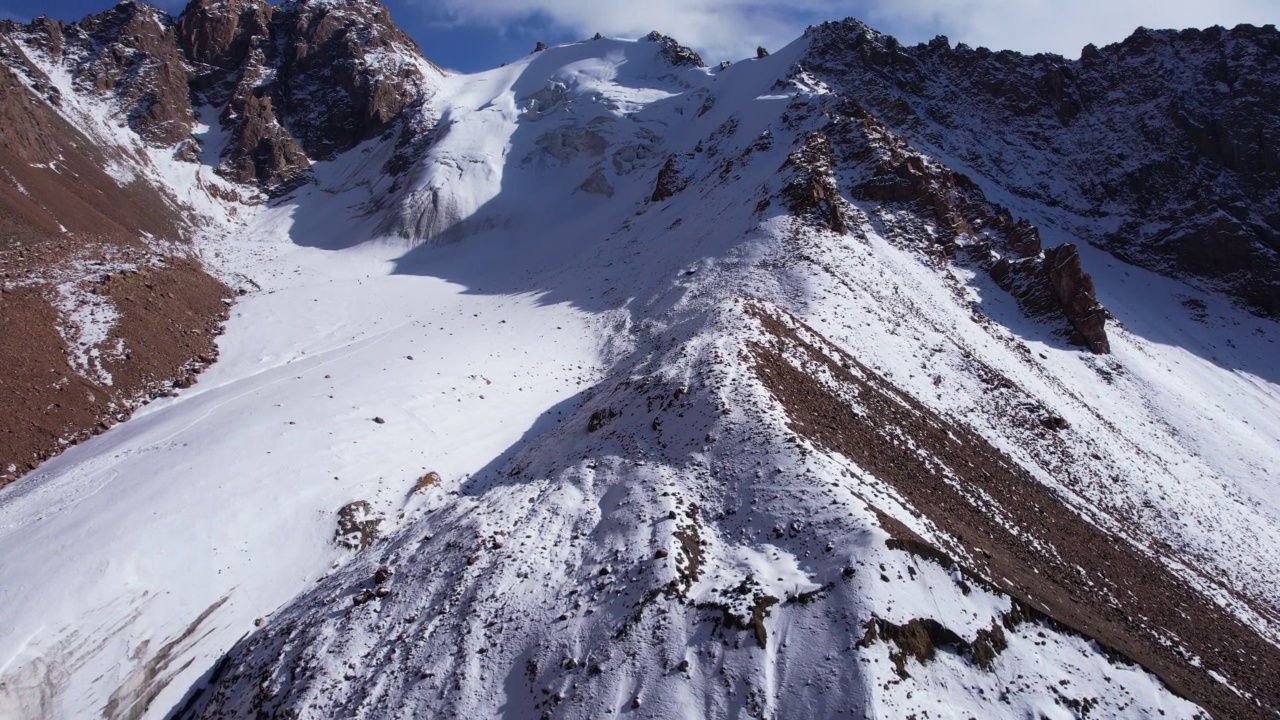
176 0 439 193
177 0 272 84
651 153 693 202
19 16 65 56
804 20 1280 320
644 31 704 68
65 0 195 145
269 0 427 156
0 31 229 486
991 245 1110 353
780 132 847 234
818 99 1110 350
1043 244 1109 352
9 0 439 195
221 87 312 189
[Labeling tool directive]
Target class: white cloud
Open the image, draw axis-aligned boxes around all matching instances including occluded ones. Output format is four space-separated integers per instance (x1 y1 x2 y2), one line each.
420 0 1278 63
424 0 836 62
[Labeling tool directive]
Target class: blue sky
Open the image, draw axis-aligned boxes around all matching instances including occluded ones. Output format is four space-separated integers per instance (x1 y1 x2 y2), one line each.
3 0 1276 72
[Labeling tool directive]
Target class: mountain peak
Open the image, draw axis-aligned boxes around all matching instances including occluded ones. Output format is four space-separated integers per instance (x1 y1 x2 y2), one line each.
1 7 1279 720
643 30 705 67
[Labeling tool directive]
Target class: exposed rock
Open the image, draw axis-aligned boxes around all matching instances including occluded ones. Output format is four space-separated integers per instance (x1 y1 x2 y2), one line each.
859 615 1010 677
177 0 441 194
335 501 383 550
587 407 619 432
220 90 311 189
756 46 769 58
990 244 1109 353
176 0 272 91
970 622 1008 670
533 41 547 53
60 1 195 145
825 100 1110 350
650 153 694 202
1041 414 1070 431
747 304 1280 719
172 138 200 163
19 16 66 57
0 34 230 487
859 616 966 678
644 31 704 68
413 471 441 493
578 168 615 197
1043 244 1110 353
780 132 847 234
803 19 1280 319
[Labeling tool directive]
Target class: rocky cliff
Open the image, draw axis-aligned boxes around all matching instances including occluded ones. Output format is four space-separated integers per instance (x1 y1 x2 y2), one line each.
804 19 1280 320
178 0 441 191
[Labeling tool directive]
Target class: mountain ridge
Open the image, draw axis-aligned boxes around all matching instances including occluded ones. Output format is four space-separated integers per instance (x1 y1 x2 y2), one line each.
0 4 1278 719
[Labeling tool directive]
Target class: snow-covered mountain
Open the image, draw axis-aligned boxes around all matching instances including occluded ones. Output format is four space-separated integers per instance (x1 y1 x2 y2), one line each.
1 3 1278 719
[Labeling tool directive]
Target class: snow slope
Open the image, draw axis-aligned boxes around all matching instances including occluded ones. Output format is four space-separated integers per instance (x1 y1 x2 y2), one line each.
0 146 608 717
1 30 1278 720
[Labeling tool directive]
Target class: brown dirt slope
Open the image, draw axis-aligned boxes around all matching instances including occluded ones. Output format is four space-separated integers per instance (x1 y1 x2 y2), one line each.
0 47 229 488
747 302 1280 719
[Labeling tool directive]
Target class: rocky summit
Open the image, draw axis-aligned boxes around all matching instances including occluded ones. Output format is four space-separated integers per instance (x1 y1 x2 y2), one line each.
0 4 1278 720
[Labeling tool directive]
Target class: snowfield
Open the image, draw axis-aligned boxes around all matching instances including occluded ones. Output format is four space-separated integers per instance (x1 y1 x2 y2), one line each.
0 213 607 719
1 28 1278 720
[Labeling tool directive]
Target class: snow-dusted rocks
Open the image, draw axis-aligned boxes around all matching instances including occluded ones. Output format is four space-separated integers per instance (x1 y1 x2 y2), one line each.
179 299 1216 720
179 0 444 191
802 19 1280 320
28 0 197 145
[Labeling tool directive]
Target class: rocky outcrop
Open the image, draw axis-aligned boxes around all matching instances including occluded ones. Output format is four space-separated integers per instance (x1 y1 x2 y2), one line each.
650 153 694 202
266 0 433 157
991 245 1110 353
803 20 1280 320
177 0 441 193
578 168 614 197
780 131 847 234
823 99 1110 350
21 1 195 145
1043 244 1109 353
177 0 272 91
644 31 704 68
221 90 312 188
6 0 439 195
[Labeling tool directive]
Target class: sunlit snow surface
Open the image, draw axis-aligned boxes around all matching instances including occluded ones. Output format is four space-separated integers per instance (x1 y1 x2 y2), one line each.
0 34 1277 720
